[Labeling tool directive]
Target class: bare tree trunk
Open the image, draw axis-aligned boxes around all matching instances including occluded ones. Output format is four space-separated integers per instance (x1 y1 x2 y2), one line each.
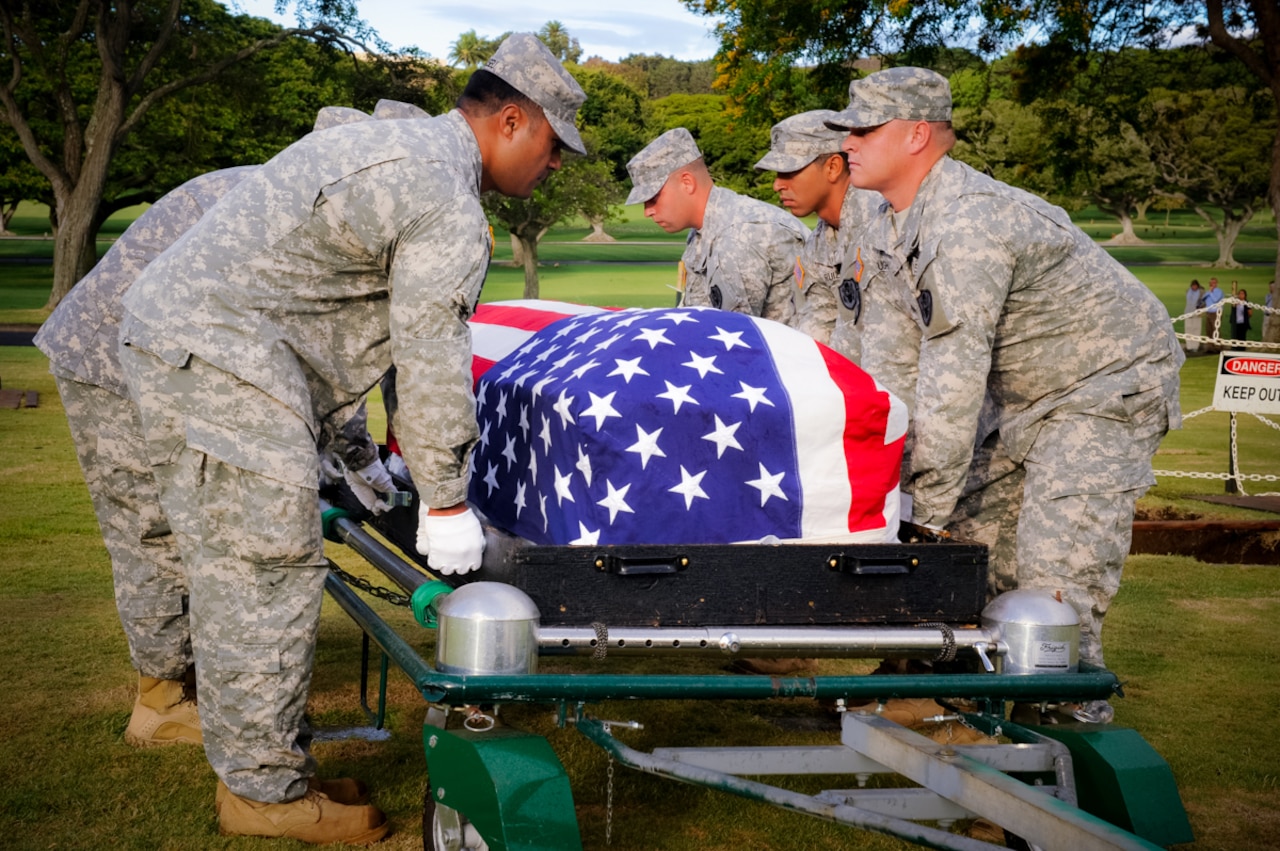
1134 198 1151 222
517 233 540 299
510 232 524 265
0 200 17 235
581 215 616 242
1198 206 1249 268
1103 209 1145 244
47 178 109 308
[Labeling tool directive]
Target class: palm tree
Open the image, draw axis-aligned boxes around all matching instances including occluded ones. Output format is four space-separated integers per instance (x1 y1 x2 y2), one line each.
449 30 487 70
538 21 582 63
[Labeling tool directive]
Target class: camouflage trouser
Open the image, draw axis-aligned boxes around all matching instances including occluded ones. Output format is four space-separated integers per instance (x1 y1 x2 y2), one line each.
120 342 324 804
54 375 191 680
949 388 1170 668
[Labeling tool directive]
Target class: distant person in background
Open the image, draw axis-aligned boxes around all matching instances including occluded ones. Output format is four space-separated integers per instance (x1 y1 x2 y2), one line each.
1230 286 1252 345
1203 277 1225 351
1184 279 1203 353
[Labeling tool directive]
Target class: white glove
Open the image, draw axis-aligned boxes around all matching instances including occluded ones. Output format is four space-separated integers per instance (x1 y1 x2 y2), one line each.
345 458 399 515
416 506 485 575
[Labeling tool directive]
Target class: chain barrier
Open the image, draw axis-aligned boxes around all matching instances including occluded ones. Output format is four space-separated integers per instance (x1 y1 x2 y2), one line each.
325 560 412 608
1158 309 1280 496
605 754 615 846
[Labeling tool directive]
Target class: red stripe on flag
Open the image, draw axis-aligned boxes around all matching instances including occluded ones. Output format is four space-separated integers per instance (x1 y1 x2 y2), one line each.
471 355 498 389
472 302 579 332
819 344 904 533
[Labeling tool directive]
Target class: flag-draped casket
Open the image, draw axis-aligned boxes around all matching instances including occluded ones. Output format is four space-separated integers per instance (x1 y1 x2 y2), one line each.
370 300 987 627
461 300 907 546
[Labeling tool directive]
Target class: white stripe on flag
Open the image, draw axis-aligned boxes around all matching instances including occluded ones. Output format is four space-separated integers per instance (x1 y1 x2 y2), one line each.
753 319 854 539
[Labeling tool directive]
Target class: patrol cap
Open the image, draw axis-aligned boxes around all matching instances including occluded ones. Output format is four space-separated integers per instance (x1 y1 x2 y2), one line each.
824 67 952 131
372 99 431 120
483 32 587 155
754 110 846 172
625 128 702 205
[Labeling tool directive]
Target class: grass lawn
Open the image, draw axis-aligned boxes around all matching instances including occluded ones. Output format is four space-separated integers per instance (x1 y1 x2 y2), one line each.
0 345 1278 850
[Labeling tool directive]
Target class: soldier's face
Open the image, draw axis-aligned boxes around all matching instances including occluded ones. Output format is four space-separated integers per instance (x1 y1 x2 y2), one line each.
643 177 691 233
842 121 907 194
773 158 830 219
492 110 563 198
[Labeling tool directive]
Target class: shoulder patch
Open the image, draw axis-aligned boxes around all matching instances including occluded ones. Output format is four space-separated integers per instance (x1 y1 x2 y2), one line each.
838 278 862 324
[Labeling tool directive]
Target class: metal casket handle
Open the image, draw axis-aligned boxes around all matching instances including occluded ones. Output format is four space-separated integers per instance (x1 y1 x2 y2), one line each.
594 553 690 576
826 554 920 575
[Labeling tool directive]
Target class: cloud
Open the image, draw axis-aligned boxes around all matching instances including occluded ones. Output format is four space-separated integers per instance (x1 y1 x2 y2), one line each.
233 0 719 62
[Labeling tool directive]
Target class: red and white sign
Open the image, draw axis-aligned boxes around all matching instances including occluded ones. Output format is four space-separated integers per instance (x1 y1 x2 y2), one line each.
1214 352 1280 413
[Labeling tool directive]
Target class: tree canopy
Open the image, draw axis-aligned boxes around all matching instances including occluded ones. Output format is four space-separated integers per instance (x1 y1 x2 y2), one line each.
0 0 378 307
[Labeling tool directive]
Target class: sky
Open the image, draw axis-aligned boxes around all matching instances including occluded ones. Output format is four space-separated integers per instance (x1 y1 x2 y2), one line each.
231 1 723 64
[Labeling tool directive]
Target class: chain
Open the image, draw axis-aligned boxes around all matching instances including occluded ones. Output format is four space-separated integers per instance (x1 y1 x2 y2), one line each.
325 560 412 607
1230 413 1247 496
591 622 609 660
605 754 615 846
921 622 957 662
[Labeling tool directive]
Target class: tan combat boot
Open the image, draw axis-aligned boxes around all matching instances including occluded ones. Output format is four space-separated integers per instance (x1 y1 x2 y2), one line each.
123 675 202 747
218 787 389 845
215 777 371 814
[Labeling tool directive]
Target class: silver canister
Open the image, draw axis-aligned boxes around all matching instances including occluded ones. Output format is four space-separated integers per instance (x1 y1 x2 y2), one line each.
981 589 1080 675
435 582 540 675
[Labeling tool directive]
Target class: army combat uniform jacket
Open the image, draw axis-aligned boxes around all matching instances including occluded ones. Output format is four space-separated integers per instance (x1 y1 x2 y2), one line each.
856 156 1183 528
793 183 883 361
681 186 807 325
122 110 491 508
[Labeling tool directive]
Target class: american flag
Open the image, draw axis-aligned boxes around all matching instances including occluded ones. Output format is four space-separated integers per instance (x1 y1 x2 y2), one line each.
462 300 907 546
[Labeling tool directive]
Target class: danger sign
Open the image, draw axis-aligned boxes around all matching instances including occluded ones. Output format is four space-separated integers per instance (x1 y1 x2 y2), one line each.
1214 352 1280 413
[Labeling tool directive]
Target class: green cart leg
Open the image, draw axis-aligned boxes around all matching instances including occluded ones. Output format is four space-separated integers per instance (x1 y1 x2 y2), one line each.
423 723 582 851
1020 724 1194 848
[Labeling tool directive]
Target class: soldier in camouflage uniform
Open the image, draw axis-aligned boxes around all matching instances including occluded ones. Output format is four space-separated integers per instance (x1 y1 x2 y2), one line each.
827 68 1183 723
118 33 584 845
35 104 424 761
35 166 254 749
754 110 883 361
626 127 807 324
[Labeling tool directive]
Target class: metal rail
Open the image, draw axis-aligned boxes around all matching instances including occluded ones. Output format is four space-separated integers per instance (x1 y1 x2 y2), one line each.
539 624 999 665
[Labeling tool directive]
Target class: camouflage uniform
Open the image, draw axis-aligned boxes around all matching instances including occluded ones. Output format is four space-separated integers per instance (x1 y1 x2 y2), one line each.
796 183 883 361
830 69 1183 667
118 110 490 803
858 157 1182 665
120 37 584 803
34 167 256 681
681 186 806 324
626 128 806 324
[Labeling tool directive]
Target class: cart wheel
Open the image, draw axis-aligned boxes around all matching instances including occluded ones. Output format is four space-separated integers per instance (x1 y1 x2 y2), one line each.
422 788 491 851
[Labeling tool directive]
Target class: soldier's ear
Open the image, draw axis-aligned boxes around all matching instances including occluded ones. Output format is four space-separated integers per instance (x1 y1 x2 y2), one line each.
497 103 523 140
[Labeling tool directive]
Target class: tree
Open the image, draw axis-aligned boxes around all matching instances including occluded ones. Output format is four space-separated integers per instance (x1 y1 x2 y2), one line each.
449 29 497 70
648 93 774 198
1144 86 1274 267
1199 0 1280 341
538 21 582 64
1086 120 1159 244
0 0 375 309
484 157 619 298
0 121 47 234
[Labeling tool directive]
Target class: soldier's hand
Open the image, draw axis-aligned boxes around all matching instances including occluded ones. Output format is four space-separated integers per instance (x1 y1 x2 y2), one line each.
417 504 485 575
345 458 399 515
